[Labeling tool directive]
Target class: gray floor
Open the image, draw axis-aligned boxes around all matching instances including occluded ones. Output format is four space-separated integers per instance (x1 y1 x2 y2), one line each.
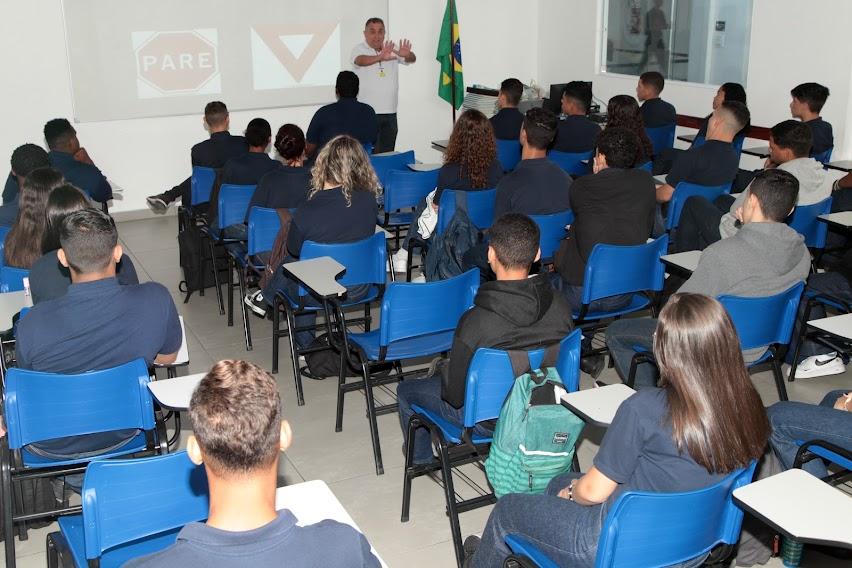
5 214 850 567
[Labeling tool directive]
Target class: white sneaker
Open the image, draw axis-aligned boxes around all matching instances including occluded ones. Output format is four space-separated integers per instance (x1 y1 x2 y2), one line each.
389 248 409 273
794 352 846 379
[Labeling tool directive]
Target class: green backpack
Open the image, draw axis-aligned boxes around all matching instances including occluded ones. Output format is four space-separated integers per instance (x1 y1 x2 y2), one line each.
484 346 585 498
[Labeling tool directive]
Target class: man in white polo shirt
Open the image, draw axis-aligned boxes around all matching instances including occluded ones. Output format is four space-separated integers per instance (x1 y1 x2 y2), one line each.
351 17 416 153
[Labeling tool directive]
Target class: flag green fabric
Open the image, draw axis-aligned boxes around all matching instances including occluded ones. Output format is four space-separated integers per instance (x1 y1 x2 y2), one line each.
437 0 464 109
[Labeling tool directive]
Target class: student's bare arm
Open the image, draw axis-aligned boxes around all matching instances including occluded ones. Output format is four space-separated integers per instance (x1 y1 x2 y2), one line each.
154 352 179 366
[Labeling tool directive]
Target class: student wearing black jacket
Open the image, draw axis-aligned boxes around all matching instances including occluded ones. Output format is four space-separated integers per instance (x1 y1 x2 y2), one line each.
552 127 655 312
397 214 574 464
146 101 248 212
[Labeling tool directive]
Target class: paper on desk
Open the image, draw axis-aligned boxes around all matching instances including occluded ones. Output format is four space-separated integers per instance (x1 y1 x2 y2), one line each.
408 163 442 172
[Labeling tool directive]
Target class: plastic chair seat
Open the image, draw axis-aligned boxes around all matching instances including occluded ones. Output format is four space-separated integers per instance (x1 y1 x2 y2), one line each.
572 294 651 321
20 431 149 469
349 329 456 362
410 404 492 445
279 285 380 311
379 211 415 227
57 514 183 568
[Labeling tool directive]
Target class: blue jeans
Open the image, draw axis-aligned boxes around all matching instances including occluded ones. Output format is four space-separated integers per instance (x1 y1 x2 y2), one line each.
396 374 494 465
604 317 659 389
549 273 632 315
767 390 852 478
470 472 602 567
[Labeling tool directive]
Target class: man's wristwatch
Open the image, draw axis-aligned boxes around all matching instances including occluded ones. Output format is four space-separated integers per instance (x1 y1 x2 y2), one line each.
567 479 577 501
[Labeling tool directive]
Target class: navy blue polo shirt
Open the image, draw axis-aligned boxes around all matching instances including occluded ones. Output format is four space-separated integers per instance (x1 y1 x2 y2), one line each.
306 97 378 150
48 150 112 203
0 199 18 227
287 187 378 258
191 131 248 169
640 97 677 128
16 278 182 373
247 166 312 221
805 117 834 156
125 510 380 568
221 152 281 186
665 140 739 188
490 108 525 141
552 115 602 153
2 173 18 205
494 158 572 218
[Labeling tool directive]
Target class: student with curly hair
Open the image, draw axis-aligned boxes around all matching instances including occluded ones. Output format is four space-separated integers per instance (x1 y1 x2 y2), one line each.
390 109 503 272
602 95 654 167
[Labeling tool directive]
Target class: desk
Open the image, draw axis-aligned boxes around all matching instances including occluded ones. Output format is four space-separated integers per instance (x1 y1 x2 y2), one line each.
431 139 449 152
677 133 696 144
275 480 388 567
0 291 29 329
808 312 852 341
733 468 852 549
826 160 852 173
661 250 701 274
282 257 346 299
147 372 204 411
407 163 442 172
818 211 852 231
742 146 770 159
560 384 635 427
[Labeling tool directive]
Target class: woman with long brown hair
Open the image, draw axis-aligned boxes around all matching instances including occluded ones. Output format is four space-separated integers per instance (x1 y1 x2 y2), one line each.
245 135 380 347
391 109 502 272
4 167 64 269
604 94 654 166
465 293 770 567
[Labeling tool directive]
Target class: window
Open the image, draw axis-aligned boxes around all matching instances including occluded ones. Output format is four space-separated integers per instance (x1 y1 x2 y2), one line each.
602 0 753 86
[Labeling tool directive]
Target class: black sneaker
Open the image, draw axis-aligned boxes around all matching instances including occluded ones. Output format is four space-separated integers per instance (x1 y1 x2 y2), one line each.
580 354 605 379
244 290 267 317
146 193 170 213
462 535 481 568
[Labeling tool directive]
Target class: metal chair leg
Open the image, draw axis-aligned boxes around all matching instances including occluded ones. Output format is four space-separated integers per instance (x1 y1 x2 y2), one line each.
226 256 234 326
400 415 422 522
361 362 384 475
436 434 464 568
208 239 225 315
272 296 281 374
285 306 305 406
335 349 347 432
772 359 789 402
788 299 813 382
2 439 17 568
238 267 252 351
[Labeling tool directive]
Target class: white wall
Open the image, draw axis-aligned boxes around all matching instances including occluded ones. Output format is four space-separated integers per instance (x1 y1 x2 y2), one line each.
0 0 538 216
538 0 852 160
1 0 848 215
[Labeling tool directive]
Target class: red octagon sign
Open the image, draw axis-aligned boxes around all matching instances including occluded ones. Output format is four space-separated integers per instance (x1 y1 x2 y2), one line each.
136 31 218 93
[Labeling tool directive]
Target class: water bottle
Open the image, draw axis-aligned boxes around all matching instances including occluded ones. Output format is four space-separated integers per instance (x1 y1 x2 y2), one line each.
781 536 803 567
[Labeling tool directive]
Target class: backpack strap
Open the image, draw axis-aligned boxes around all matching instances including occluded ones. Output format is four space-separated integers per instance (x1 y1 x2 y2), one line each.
507 350 531 379
540 343 561 370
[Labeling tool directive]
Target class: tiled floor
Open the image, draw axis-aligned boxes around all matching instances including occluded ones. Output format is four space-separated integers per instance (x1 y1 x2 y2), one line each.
4 214 849 567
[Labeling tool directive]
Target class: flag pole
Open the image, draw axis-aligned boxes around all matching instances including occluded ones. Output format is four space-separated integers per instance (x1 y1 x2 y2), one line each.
450 0 457 124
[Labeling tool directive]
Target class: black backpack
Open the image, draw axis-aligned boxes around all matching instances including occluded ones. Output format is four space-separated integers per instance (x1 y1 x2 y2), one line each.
178 224 222 294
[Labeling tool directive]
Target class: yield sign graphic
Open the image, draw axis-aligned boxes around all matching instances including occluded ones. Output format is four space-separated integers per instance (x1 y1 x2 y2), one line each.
253 23 338 82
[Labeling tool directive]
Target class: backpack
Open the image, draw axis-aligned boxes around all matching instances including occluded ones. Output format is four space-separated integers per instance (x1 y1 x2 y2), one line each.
424 192 479 282
178 224 224 294
304 333 393 379
484 345 585 498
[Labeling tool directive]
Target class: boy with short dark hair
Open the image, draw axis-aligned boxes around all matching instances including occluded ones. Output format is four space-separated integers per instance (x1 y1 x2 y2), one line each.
552 81 601 153
397 214 574 464
636 71 676 128
127 360 380 568
490 78 525 140
42 118 112 204
790 82 833 157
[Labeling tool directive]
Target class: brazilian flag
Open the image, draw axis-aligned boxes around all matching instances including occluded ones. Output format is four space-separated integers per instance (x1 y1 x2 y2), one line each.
437 0 464 109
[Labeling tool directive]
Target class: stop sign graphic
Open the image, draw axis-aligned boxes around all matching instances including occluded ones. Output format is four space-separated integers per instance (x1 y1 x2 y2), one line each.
135 30 219 95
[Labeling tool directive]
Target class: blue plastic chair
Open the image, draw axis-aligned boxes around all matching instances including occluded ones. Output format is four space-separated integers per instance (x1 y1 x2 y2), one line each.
344 269 480 475
718 282 805 402
530 210 574 263
228 206 282 351
794 440 852 476
575 235 669 324
362 142 374 155
645 124 676 156
272 232 387 407
190 166 216 206
636 161 653 173
2 358 163 566
496 139 522 172
403 329 583 567
380 168 439 247
666 181 732 231
0 226 10 269
811 146 833 166
370 150 416 189
436 188 497 234
46 452 209 568
548 150 593 176
787 196 832 250
200 184 256 315
0 266 29 293
506 462 757 568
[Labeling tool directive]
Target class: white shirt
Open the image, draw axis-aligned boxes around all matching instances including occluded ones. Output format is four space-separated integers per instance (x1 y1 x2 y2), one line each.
350 42 408 115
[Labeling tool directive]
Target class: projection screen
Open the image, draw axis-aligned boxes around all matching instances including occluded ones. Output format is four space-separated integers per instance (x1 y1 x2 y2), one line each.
61 0 389 122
